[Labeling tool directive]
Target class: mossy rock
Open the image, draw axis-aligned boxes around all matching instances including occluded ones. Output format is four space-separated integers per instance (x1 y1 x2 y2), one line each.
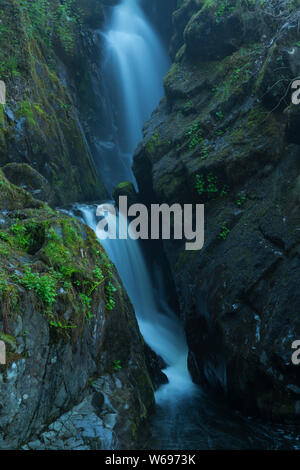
112 181 139 207
0 0 107 205
183 0 260 60
2 163 54 205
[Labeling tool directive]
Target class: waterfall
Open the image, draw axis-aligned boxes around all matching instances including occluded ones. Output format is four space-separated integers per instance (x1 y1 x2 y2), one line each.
101 0 170 191
95 0 197 401
68 0 299 450
78 205 197 403
85 0 197 404
70 204 296 450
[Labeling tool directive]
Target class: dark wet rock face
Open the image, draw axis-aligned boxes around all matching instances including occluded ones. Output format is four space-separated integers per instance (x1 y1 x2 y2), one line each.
144 344 168 391
185 7 243 60
141 0 177 43
133 0 300 421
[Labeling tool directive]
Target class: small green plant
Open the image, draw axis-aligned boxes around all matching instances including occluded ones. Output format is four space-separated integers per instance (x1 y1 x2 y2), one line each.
186 122 199 137
6 55 20 77
79 293 94 320
184 100 193 111
87 266 105 296
113 360 122 371
20 266 57 304
185 122 205 150
0 274 8 295
105 282 117 311
0 244 9 256
79 293 91 308
94 267 104 281
195 173 230 200
49 318 77 329
230 67 241 83
103 261 114 280
215 1 236 23
199 141 211 160
206 173 219 193
216 110 224 120
220 185 229 197
0 232 9 242
195 173 218 195
218 222 230 240
10 223 30 249
16 101 36 127
195 174 205 195
236 194 247 206
190 134 203 150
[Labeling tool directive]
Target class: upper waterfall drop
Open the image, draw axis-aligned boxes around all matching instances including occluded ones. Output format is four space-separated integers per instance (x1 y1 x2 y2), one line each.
101 0 170 190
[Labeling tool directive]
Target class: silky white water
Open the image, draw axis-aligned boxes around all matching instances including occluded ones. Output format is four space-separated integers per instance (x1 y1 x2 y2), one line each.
79 205 197 404
72 204 299 450
102 0 170 188
99 0 195 400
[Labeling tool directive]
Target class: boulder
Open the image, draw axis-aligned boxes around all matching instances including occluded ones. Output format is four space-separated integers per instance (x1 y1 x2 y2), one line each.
0 171 154 449
2 163 55 205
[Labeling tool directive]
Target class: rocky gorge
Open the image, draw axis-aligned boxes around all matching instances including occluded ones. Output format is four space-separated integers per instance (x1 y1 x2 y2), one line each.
133 0 300 421
0 0 173 449
0 0 300 452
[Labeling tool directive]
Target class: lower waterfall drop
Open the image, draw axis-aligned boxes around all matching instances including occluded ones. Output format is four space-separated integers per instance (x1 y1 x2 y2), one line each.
78 205 197 406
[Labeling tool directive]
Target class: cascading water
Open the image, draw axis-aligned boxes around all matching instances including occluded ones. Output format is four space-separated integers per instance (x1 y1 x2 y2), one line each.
71 0 299 450
73 203 299 450
101 0 170 191
79 206 197 401
96 0 198 418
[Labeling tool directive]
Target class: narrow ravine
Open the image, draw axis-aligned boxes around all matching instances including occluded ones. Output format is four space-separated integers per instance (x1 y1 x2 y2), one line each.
92 0 198 415
75 0 300 450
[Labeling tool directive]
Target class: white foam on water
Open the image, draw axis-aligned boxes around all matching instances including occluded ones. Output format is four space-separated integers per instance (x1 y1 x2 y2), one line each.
79 206 197 405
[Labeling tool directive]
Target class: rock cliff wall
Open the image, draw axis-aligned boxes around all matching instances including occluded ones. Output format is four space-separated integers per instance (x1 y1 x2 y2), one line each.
133 0 300 421
0 0 109 205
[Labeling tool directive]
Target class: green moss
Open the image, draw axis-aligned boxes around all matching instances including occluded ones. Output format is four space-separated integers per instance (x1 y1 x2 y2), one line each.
195 173 228 200
0 0 107 205
0 332 16 349
218 221 230 240
146 132 162 154
136 371 155 413
19 266 58 304
16 101 37 127
0 171 118 340
255 42 277 93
